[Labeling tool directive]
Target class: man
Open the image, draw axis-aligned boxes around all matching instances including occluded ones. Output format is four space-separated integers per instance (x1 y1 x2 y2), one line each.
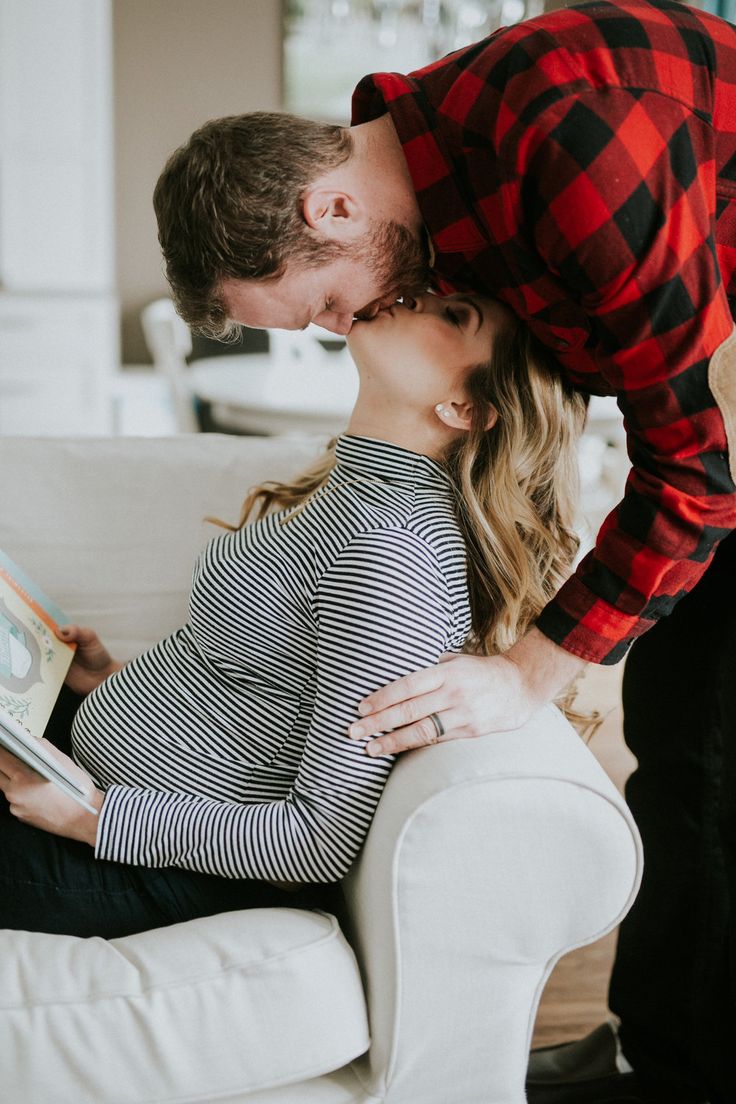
153 0 736 1100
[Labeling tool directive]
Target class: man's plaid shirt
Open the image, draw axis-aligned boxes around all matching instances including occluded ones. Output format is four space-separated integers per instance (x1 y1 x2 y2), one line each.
352 0 736 664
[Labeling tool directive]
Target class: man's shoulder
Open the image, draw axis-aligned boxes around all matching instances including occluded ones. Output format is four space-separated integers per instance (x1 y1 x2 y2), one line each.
407 0 727 123
417 0 724 67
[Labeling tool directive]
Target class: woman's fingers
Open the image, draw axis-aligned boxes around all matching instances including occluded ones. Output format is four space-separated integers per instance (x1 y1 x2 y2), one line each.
57 625 95 644
0 746 33 780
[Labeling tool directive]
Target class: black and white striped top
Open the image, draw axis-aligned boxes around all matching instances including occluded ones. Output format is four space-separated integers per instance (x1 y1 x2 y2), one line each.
71 435 472 883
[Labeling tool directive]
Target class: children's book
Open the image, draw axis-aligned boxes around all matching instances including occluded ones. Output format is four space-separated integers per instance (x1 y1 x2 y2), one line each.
0 550 97 814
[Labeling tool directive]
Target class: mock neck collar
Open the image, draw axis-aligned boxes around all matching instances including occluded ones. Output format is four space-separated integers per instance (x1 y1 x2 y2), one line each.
334 434 453 493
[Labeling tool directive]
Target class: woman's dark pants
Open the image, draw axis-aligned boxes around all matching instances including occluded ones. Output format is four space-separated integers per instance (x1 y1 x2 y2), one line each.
0 688 339 939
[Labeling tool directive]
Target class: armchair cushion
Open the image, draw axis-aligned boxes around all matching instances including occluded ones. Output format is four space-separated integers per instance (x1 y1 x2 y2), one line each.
0 908 369 1103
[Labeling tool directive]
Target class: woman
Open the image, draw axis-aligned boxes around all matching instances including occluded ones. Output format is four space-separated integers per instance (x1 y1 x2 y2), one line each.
0 293 586 937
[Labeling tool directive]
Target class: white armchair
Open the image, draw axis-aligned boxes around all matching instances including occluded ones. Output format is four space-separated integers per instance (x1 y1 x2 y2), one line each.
0 435 642 1104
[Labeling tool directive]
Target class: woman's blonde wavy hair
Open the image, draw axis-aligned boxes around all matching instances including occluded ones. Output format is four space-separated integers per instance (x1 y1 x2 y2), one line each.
445 320 585 657
214 315 598 735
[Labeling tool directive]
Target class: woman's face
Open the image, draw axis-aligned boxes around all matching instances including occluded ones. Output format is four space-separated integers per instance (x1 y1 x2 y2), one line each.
346 292 510 410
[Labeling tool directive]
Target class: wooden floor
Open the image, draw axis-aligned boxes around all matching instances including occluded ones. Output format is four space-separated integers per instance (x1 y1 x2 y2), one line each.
531 663 637 1048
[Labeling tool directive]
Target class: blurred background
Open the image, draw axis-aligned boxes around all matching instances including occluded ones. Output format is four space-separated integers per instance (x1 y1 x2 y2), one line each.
0 0 730 446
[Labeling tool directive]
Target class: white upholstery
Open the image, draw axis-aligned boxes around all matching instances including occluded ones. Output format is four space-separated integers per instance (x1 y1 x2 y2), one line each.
0 435 643 1104
2 911 369 1103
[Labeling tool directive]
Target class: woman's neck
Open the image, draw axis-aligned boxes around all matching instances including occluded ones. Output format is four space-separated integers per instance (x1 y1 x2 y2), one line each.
346 399 452 460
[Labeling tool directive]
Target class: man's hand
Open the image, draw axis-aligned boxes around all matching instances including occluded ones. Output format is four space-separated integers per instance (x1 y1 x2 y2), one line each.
349 627 587 756
57 624 123 696
0 742 103 845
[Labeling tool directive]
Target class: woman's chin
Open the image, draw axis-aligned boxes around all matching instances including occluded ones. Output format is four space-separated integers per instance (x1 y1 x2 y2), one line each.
347 310 391 344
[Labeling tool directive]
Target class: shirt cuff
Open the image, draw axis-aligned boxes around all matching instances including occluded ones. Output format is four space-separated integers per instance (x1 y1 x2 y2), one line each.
94 783 165 866
536 573 656 665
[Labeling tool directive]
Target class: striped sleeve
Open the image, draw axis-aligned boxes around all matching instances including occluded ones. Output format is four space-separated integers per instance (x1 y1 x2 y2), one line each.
94 527 454 882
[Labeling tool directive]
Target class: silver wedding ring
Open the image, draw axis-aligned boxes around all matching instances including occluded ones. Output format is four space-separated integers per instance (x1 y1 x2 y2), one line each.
428 712 445 741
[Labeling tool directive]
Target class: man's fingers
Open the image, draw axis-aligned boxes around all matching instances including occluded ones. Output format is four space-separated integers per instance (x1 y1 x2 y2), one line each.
356 665 444 721
438 651 463 665
350 687 450 741
364 714 460 757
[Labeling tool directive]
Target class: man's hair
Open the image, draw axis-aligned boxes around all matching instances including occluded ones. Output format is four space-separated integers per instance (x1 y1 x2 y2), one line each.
153 113 353 336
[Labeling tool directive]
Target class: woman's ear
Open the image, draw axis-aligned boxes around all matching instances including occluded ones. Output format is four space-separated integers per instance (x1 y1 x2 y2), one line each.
302 188 364 241
434 401 498 431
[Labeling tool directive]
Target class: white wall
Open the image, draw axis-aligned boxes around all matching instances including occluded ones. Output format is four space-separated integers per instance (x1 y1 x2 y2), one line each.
113 0 282 364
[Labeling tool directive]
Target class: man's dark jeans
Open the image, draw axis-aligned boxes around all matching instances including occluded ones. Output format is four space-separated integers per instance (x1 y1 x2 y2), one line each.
0 688 339 938
609 531 736 1104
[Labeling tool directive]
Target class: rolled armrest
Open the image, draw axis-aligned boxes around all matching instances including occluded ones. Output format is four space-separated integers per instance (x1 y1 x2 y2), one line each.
343 705 642 1104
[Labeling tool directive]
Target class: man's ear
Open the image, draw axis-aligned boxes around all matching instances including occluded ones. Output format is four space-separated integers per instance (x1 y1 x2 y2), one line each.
302 188 365 241
435 401 498 431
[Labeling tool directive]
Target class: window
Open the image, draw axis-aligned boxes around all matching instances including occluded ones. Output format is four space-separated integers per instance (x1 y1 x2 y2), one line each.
283 0 537 121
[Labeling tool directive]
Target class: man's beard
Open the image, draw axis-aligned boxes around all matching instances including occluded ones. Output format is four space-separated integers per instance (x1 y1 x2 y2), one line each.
353 219 431 319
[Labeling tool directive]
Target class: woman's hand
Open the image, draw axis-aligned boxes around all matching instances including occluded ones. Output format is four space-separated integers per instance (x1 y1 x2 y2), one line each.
57 624 123 695
0 742 103 845
349 628 587 756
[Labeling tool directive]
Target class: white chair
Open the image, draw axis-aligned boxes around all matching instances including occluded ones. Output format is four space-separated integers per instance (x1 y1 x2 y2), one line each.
140 297 198 433
267 322 346 362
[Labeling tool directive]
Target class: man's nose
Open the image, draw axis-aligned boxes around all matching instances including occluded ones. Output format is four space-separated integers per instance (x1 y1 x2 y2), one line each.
311 311 354 335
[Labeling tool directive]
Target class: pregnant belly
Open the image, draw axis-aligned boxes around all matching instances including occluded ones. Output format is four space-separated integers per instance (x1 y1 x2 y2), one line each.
70 638 298 799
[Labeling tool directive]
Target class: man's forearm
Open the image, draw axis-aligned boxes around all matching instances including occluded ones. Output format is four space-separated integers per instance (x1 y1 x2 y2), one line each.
506 626 589 709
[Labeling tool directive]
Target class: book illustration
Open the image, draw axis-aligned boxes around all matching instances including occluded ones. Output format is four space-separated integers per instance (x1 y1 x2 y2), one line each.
1 598 41 700
0 691 31 724
0 549 95 813
0 603 62 717
0 550 75 739
0 605 35 681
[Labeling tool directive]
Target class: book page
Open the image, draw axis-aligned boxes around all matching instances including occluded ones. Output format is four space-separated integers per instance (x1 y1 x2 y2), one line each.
0 550 75 739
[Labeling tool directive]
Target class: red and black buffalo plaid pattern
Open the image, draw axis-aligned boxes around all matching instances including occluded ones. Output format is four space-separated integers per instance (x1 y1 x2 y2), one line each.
352 0 736 664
